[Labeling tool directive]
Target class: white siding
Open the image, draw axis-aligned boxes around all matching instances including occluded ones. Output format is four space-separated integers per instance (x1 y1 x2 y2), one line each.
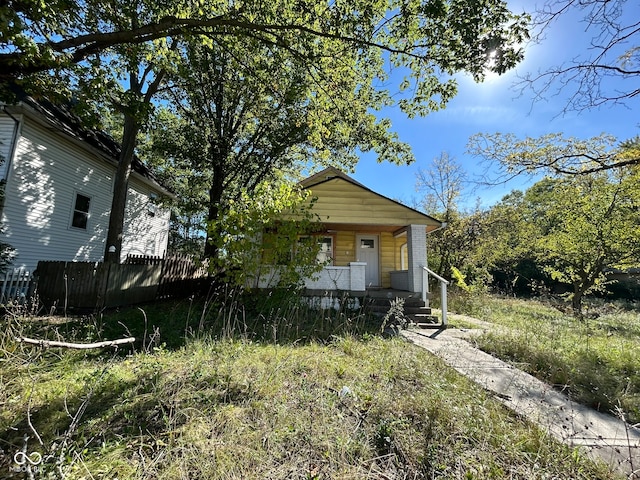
121 176 170 259
0 113 19 180
0 118 170 272
1 122 114 271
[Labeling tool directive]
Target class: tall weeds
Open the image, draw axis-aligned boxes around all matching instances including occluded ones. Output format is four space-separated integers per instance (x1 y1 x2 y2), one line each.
0 291 623 479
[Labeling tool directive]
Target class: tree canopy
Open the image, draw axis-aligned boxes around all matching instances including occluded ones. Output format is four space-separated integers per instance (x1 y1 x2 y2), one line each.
458 171 640 316
467 132 640 178
3 0 529 91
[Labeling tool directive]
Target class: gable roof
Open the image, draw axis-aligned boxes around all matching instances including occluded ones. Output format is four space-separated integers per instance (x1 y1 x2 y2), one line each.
2 85 172 196
300 167 442 229
299 166 367 189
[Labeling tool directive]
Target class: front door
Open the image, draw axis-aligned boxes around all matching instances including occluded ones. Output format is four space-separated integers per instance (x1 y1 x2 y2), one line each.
356 234 380 287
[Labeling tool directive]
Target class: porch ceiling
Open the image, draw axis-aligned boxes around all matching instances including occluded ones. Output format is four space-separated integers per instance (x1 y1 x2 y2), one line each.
319 222 407 233
318 223 435 233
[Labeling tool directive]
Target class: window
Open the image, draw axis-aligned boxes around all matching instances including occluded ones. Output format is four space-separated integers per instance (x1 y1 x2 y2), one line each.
147 192 158 217
316 236 334 265
296 235 334 265
71 193 91 229
360 239 375 249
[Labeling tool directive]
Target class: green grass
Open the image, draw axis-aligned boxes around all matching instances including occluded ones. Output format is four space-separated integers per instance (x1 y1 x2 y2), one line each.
449 294 640 425
0 291 622 479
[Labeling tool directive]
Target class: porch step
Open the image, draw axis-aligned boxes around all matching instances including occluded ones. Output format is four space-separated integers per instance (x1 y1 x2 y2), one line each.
365 296 441 326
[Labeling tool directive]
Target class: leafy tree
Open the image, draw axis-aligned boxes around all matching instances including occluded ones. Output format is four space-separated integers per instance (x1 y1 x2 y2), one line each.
474 190 546 295
484 174 640 316
209 180 323 288
2 0 528 82
4 0 529 264
149 41 316 260
533 174 640 316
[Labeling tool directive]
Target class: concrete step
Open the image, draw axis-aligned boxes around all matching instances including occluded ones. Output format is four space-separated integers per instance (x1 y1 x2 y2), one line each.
403 298 428 308
404 306 432 315
362 294 443 327
409 314 440 325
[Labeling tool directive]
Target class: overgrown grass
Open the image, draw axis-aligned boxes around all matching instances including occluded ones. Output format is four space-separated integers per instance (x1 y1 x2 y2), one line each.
0 290 621 479
449 294 640 426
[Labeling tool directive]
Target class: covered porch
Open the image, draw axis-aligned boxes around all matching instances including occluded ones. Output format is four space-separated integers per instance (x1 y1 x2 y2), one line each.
305 223 430 294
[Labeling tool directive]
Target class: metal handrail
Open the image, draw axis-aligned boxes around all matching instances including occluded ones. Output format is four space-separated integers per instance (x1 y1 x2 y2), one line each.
421 266 449 326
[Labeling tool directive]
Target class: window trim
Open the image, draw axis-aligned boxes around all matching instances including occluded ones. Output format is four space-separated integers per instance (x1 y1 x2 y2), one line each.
315 235 334 266
147 192 158 217
70 191 91 230
298 234 335 266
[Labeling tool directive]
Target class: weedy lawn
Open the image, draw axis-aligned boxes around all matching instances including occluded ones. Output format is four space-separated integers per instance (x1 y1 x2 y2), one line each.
0 292 621 479
449 295 640 427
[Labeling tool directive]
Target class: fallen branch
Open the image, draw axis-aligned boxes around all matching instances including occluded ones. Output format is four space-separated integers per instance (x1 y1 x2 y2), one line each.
16 337 136 349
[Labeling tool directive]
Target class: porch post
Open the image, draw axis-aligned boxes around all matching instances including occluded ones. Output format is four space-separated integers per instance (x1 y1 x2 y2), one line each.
406 224 426 293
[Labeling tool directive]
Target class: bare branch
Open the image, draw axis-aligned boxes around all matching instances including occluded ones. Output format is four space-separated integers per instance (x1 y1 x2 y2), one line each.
17 336 136 349
519 0 640 112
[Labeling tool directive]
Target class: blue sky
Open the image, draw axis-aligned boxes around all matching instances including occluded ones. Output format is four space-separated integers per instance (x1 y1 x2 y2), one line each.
351 2 640 210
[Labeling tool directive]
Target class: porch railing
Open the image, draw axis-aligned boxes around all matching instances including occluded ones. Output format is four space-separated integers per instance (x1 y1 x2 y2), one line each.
421 266 449 326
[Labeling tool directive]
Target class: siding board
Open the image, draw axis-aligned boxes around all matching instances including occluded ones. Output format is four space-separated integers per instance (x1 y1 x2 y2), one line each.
380 232 395 287
334 230 355 266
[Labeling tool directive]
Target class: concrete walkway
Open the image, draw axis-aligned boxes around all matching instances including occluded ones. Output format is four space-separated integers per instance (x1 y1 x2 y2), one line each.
400 315 640 479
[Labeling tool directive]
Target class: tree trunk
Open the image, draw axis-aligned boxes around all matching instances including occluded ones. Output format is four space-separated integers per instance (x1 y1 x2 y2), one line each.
203 166 226 261
104 114 139 263
571 285 584 320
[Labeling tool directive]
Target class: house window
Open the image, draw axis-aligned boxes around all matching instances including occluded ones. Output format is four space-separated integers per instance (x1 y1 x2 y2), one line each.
316 236 334 265
147 192 158 217
299 235 334 265
71 193 91 229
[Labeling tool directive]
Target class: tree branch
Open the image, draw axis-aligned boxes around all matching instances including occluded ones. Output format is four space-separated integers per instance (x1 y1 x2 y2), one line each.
17 337 136 349
2 15 427 78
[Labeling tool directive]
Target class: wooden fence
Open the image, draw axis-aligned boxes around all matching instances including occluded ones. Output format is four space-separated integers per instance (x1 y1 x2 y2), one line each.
0 268 34 304
36 255 209 311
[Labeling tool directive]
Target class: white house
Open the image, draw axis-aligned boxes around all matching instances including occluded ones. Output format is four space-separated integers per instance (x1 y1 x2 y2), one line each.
0 91 172 274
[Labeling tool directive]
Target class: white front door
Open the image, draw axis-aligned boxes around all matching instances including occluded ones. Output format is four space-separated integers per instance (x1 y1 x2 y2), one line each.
356 234 380 287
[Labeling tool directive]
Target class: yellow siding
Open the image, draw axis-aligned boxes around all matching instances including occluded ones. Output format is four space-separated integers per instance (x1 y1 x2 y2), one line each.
334 230 355 266
333 229 400 287
305 178 440 227
380 232 395 287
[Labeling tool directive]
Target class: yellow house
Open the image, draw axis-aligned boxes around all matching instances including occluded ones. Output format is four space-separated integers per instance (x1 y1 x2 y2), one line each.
285 167 444 293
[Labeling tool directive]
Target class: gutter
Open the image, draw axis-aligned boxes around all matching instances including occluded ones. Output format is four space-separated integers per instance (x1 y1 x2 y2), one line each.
427 222 448 234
